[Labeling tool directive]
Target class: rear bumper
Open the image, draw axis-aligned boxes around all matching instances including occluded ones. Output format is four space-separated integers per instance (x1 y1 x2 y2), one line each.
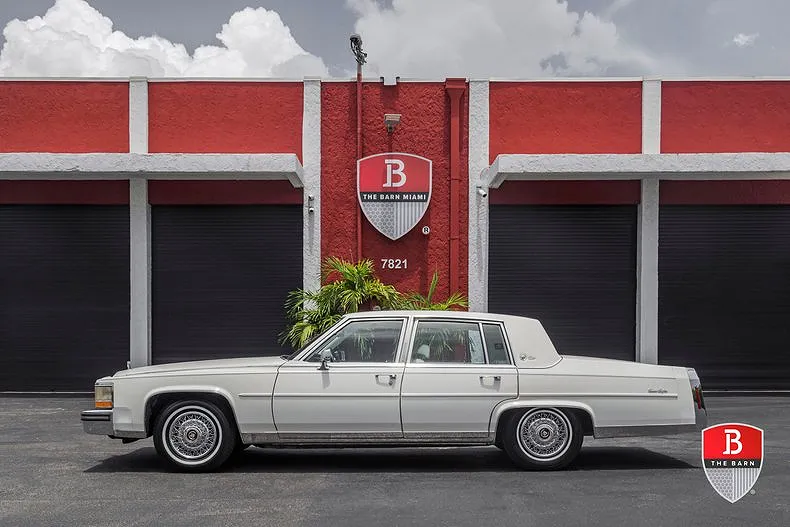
81 409 114 435
695 405 708 430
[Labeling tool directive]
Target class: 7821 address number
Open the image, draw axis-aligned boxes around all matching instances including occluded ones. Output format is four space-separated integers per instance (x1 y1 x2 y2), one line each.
380 258 408 270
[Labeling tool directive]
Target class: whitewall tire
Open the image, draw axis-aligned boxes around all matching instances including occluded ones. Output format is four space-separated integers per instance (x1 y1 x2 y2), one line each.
153 399 237 472
502 407 583 470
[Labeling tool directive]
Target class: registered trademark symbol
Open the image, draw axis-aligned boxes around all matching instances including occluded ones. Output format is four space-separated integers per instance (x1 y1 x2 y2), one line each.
750 489 756 495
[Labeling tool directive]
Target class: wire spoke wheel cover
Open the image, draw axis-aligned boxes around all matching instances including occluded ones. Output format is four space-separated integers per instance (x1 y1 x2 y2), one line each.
516 408 573 462
162 405 223 465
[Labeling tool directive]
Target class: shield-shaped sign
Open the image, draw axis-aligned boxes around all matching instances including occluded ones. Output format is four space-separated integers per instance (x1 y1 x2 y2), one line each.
702 423 764 503
357 152 432 241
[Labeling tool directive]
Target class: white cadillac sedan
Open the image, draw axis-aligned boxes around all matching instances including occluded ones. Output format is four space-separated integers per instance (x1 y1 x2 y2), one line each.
81 311 707 472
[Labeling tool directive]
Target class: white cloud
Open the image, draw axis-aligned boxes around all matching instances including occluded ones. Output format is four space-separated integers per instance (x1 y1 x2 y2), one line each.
732 32 759 47
346 0 669 78
0 0 683 79
0 0 329 77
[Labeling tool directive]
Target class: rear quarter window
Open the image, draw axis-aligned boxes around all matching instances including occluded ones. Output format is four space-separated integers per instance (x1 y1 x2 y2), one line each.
483 324 511 365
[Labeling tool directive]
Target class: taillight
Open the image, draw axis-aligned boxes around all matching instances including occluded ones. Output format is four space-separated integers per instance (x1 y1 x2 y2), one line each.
687 368 705 410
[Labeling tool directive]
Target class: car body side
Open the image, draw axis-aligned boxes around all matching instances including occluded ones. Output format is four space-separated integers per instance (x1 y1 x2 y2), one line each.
86 311 706 446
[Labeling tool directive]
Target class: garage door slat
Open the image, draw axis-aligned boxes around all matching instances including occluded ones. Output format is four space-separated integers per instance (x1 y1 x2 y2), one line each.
488 205 638 361
151 205 302 364
0 205 130 392
659 205 790 390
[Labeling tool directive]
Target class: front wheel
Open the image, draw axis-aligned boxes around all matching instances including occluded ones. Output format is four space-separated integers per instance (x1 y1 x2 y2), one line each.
502 407 583 471
153 399 237 472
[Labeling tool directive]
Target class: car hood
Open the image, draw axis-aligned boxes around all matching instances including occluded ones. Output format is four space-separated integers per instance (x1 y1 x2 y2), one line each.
111 356 287 377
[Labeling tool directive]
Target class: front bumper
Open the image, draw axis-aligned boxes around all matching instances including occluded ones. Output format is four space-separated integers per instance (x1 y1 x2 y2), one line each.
81 409 114 435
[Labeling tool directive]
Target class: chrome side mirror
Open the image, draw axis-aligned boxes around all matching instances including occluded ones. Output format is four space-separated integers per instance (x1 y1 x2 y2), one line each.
318 348 333 370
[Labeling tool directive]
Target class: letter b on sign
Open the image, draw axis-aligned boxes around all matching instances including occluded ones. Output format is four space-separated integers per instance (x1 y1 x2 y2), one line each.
383 159 406 188
723 429 742 455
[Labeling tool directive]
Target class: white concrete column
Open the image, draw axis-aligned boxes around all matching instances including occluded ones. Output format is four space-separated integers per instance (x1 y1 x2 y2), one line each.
129 178 151 368
468 80 490 312
129 78 149 154
642 79 661 155
129 78 151 367
636 176 659 364
636 79 662 364
302 78 321 293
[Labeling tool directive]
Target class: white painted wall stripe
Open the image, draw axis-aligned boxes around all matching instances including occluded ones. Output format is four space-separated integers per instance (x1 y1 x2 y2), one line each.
636 176 659 364
302 78 322 294
468 80 490 312
129 78 149 154
642 80 662 154
129 178 151 368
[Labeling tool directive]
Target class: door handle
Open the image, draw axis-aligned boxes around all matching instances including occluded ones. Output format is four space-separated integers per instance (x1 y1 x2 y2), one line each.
375 374 397 385
479 375 501 382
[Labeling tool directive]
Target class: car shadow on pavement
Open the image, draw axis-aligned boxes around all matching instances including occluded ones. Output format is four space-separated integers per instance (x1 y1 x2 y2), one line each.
84 445 696 473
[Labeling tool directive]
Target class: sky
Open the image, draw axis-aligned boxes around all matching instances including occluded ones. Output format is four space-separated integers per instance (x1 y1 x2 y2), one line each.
0 0 784 79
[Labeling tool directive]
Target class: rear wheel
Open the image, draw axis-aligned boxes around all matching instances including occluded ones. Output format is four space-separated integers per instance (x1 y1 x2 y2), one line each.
502 407 582 470
153 399 237 472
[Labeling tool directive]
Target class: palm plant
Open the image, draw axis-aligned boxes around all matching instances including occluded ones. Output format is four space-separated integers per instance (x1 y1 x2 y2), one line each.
279 257 401 350
394 270 468 311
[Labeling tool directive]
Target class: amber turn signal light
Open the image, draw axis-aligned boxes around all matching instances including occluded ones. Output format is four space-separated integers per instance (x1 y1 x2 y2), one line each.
94 385 113 409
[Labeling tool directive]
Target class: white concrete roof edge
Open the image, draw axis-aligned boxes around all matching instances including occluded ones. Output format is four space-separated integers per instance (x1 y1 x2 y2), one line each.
487 152 790 187
0 153 305 187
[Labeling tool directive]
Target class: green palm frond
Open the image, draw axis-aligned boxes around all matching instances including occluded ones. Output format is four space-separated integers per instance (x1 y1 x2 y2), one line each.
280 257 407 350
393 271 468 311
281 260 469 350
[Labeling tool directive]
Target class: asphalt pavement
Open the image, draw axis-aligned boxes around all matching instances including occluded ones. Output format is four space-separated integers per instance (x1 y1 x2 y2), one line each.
0 396 787 527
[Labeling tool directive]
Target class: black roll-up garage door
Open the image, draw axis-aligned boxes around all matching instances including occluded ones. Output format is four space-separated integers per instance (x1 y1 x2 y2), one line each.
489 205 638 360
0 205 130 391
151 205 302 364
658 205 790 391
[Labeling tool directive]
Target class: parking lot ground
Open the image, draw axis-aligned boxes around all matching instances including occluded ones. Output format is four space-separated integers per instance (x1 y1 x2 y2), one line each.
0 396 788 527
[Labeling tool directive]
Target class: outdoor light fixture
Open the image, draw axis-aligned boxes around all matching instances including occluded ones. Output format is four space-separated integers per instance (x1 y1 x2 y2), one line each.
384 113 401 134
350 34 367 65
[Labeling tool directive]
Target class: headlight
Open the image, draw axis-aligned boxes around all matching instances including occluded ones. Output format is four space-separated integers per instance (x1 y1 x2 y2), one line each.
94 385 113 409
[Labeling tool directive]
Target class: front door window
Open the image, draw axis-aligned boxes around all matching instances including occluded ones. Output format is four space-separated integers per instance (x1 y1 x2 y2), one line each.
305 319 404 363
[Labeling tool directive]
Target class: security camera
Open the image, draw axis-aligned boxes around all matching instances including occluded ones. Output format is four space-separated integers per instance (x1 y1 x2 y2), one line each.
384 113 401 134
476 186 488 197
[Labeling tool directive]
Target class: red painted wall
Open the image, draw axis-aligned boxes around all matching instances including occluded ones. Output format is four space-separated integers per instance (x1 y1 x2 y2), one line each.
660 180 790 204
0 81 128 153
489 82 642 161
148 82 303 158
148 180 301 205
490 180 641 205
0 181 129 204
662 81 790 153
321 82 468 300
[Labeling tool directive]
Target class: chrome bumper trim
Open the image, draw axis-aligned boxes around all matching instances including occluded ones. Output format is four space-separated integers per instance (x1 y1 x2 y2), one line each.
695 406 708 430
81 409 113 435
